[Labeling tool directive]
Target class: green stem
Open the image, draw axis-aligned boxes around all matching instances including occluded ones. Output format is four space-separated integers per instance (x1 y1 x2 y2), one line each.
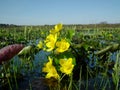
3 63 12 90
70 45 79 56
60 74 66 82
68 73 73 90
13 66 18 90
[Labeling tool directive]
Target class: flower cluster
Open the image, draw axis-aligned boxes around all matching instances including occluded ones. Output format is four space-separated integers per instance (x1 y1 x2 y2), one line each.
44 23 70 53
42 57 74 79
37 23 75 81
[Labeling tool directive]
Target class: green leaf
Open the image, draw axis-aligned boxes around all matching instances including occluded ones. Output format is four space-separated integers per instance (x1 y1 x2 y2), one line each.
18 45 33 56
66 29 75 40
83 44 89 51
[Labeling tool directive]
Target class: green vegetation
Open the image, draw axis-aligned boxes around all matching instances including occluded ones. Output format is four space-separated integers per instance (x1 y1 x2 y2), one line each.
0 23 120 90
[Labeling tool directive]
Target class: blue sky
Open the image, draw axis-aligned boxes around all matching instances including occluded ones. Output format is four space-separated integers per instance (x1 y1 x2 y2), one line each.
0 0 120 25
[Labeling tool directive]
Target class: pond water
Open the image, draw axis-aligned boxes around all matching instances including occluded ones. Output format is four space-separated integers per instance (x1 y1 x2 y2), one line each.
0 49 50 90
1 50 117 90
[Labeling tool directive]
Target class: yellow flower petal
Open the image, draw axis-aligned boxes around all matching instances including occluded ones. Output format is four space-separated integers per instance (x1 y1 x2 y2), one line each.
50 23 63 34
55 23 63 31
60 58 74 75
37 41 43 49
42 57 53 72
45 67 59 79
45 34 57 51
42 57 59 79
56 39 70 53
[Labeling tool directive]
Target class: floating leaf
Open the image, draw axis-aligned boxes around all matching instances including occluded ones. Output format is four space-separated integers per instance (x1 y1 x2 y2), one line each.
0 44 24 64
95 44 120 55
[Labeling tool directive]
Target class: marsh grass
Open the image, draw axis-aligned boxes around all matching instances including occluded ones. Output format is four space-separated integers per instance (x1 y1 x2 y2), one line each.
3 63 12 90
112 50 120 90
0 26 120 90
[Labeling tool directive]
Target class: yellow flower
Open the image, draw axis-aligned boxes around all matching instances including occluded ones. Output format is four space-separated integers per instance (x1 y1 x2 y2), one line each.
42 57 59 79
45 34 57 51
60 58 74 75
56 39 70 53
50 23 63 34
37 41 43 49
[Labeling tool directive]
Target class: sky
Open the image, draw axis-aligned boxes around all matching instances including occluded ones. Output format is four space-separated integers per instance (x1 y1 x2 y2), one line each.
0 0 120 25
